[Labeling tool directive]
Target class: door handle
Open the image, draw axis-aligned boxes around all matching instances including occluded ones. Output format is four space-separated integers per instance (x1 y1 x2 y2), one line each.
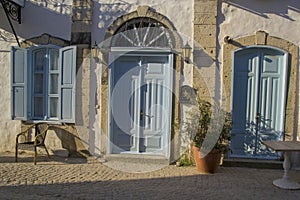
140 110 144 119
256 113 261 122
140 110 154 119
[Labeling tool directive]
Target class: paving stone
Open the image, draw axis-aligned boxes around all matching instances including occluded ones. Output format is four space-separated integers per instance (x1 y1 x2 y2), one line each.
0 152 300 199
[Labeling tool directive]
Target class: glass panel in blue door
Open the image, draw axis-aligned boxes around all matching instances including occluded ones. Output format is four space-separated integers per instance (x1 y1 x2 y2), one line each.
33 49 46 119
49 97 58 118
50 49 59 70
141 55 172 154
34 97 44 118
34 50 45 71
256 50 285 158
50 74 59 94
34 74 44 93
231 47 287 159
111 56 140 153
231 51 259 157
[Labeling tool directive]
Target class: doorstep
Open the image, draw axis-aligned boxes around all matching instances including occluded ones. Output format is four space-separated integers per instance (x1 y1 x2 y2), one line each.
222 158 283 169
102 154 170 173
104 154 169 165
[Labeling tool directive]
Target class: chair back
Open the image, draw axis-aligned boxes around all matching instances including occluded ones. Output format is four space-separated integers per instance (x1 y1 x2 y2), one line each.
35 123 49 145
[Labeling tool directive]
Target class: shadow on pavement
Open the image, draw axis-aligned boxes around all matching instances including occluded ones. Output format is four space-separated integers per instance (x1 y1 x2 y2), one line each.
0 171 300 200
0 153 88 165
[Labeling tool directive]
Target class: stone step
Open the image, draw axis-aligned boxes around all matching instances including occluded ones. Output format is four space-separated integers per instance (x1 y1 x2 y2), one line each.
102 154 170 173
222 158 283 169
104 154 170 165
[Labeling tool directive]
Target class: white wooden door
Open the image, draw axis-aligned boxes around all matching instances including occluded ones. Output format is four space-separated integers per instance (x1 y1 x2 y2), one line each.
110 52 173 156
231 47 288 159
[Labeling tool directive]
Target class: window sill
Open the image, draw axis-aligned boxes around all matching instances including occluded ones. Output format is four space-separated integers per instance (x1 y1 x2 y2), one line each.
22 120 68 125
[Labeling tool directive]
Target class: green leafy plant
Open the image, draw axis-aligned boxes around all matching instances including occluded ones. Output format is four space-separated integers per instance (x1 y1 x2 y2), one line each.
178 151 194 167
185 98 232 154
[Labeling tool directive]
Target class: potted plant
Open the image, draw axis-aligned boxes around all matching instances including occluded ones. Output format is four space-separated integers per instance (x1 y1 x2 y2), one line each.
185 98 231 173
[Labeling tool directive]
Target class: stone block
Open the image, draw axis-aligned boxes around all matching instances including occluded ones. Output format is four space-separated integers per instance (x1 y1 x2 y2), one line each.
71 21 92 33
72 0 93 8
194 35 216 48
49 37 69 47
38 34 50 45
255 31 267 45
194 1 217 14
72 8 93 21
194 25 216 36
71 32 91 45
194 13 216 25
137 5 150 17
52 149 69 157
193 53 215 67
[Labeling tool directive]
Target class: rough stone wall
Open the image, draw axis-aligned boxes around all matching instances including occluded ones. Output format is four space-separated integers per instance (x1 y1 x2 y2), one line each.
219 0 300 143
18 33 91 155
68 0 94 155
71 0 93 45
100 6 183 160
222 31 299 140
19 0 96 156
193 0 218 102
20 34 72 153
0 41 21 152
0 0 95 154
19 0 97 156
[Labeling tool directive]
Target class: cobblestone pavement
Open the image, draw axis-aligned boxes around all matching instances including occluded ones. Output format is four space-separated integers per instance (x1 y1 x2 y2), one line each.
1 152 300 200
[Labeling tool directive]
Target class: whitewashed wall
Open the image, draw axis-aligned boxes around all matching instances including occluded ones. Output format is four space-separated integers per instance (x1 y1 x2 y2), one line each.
2 0 300 156
218 0 300 167
0 0 73 152
0 41 20 151
0 0 72 41
88 0 194 156
92 0 194 44
219 0 300 46
218 0 300 131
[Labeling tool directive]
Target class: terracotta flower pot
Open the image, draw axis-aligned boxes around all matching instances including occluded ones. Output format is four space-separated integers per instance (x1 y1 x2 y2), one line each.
192 146 222 173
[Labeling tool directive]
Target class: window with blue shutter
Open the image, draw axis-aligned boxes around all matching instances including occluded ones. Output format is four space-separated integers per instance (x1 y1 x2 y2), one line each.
11 47 28 120
59 46 76 123
11 45 77 123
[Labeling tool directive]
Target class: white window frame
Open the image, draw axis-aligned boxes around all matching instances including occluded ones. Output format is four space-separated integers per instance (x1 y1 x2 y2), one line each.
11 45 77 123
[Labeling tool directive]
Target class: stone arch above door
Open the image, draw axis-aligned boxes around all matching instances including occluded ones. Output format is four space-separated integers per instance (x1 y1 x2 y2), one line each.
100 6 183 158
104 5 181 49
223 31 299 138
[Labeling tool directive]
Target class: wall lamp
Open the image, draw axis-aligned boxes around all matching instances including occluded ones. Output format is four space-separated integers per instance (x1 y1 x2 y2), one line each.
91 41 100 59
182 42 192 63
224 36 232 44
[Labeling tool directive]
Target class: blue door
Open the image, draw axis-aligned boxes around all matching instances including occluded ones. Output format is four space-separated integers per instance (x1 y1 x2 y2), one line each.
231 47 288 159
109 52 173 157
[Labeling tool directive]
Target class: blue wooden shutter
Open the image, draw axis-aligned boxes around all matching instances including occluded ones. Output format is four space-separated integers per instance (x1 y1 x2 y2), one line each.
59 46 76 123
11 46 28 120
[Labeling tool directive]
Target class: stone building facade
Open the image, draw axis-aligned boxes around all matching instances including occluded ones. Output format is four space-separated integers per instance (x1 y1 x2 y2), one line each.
1 0 300 164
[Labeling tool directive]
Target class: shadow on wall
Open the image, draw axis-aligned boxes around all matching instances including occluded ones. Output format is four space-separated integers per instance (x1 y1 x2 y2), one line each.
50 125 91 157
92 1 133 43
223 0 300 21
0 0 72 41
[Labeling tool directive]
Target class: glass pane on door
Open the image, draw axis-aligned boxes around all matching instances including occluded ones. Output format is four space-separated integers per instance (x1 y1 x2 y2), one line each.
49 97 58 118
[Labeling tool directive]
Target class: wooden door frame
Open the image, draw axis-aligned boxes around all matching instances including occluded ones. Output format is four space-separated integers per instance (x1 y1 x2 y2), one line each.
230 45 289 158
107 48 174 158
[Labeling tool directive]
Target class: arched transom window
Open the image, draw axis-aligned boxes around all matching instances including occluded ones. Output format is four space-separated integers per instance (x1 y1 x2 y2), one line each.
111 17 174 48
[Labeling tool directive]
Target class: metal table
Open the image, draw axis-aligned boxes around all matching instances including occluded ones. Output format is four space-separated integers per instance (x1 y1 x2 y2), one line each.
263 140 300 190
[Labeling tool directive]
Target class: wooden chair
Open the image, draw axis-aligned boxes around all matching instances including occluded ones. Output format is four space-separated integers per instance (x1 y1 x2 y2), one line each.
15 123 51 165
